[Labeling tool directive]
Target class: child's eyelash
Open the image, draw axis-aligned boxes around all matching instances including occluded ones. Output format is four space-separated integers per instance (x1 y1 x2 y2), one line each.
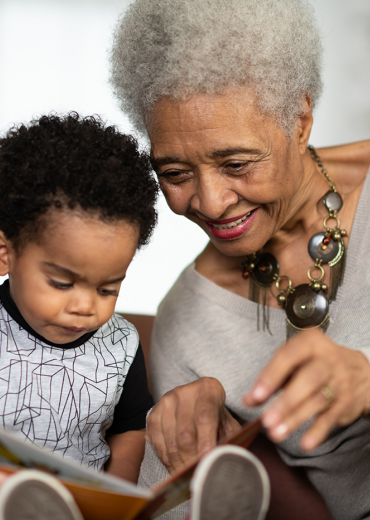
49 280 118 296
49 280 73 290
98 288 119 297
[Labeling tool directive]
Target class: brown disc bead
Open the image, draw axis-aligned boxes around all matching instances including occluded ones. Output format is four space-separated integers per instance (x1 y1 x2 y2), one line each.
286 284 329 329
308 232 339 263
323 190 343 212
252 253 279 286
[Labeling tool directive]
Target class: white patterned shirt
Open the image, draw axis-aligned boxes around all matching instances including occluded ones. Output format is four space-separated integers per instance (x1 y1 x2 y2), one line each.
0 280 153 470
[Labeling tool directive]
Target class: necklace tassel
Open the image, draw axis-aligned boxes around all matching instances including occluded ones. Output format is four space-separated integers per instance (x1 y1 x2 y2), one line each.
249 278 272 335
242 146 346 341
286 314 330 339
329 241 346 302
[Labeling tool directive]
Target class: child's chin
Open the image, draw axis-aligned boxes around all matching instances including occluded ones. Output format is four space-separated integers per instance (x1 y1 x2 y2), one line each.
43 326 87 344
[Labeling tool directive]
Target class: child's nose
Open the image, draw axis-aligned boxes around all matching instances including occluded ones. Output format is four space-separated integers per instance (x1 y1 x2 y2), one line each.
66 290 95 315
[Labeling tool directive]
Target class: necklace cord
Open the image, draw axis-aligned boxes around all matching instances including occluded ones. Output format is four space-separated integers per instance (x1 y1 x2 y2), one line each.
242 145 347 337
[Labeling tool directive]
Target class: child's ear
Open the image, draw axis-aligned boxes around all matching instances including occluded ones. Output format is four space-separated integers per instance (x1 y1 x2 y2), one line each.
0 231 11 276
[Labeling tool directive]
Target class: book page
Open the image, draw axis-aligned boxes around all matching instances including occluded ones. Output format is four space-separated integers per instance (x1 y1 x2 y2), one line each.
0 427 151 499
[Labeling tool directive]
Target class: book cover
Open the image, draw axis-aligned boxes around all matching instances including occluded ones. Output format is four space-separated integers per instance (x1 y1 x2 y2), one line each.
0 419 261 520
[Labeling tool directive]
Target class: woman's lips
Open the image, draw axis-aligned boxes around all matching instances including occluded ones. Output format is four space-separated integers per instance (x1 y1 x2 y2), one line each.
203 209 258 239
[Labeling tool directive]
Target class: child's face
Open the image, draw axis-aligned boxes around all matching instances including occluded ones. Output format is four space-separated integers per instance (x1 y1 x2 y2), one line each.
4 211 139 344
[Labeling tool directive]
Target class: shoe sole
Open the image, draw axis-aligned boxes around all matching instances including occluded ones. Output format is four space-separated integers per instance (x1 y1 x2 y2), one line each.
190 445 270 520
0 469 83 520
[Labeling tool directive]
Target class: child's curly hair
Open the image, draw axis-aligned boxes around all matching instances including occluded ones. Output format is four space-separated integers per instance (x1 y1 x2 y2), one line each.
0 112 158 251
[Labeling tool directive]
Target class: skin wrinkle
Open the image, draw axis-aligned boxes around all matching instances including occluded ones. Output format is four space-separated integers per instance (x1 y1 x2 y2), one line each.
146 117 369 470
117 1 370 486
150 93 311 245
148 90 364 310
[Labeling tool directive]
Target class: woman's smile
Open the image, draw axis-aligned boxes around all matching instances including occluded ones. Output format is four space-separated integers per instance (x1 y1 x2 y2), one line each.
202 209 259 240
149 91 305 257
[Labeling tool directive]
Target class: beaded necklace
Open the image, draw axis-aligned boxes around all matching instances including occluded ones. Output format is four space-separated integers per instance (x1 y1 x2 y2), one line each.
241 145 347 338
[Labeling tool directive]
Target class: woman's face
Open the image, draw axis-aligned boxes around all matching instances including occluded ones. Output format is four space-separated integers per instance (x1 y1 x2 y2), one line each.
148 90 311 257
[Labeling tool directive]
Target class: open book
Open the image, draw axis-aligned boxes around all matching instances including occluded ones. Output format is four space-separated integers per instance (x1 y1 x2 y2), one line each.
0 420 261 520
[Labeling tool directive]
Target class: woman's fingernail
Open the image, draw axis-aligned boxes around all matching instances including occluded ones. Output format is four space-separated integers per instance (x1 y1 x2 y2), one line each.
301 435 316 451
271 423 288 440
252 384 268 401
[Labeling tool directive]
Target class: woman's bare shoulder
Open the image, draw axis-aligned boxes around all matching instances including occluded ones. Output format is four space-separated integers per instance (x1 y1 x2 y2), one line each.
317 140 370 194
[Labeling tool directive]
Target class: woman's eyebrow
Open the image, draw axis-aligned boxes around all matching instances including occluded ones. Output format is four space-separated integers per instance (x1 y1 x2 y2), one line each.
150 149 262 169
150 155 185 169
209 147 262 158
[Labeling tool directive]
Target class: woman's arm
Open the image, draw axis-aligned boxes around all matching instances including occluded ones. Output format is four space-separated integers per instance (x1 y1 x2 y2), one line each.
147 330 370 473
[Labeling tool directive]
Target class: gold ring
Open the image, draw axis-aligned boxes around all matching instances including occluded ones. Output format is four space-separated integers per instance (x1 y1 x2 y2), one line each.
321 385 335 407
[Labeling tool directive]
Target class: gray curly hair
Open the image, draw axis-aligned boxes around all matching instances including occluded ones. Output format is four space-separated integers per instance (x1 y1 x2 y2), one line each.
110 0 323 137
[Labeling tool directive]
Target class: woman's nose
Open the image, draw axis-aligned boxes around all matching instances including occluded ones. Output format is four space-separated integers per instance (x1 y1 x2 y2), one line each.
190 175 239 219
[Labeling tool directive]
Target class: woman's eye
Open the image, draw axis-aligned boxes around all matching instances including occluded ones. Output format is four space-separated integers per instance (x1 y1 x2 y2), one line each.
157 170 190 183
161 170 183 177
226 162 247 172
49 280 73 290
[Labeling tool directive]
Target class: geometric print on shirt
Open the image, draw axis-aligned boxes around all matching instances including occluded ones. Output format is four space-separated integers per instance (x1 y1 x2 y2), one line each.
0 306 139 471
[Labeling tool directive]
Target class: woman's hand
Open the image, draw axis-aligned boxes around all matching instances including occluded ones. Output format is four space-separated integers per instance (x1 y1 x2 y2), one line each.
146 377 242 474
244 329 370 451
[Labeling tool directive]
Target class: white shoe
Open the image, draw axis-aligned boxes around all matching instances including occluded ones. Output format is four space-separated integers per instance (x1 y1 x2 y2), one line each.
0 469 83 520
190 445 270 520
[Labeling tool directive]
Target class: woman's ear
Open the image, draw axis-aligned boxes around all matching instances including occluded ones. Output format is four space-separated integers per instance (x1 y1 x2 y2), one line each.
296 95 313 155
0 231 11 276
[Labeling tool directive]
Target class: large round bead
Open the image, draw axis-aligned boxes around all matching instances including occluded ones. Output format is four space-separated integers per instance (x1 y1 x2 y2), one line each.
252 253 279 286
285 284 328 329
323 190 343 212
308 232 339 263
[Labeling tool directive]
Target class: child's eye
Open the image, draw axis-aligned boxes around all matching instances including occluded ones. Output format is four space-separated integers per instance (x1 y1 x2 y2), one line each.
49 280 73 290
98 288 119 297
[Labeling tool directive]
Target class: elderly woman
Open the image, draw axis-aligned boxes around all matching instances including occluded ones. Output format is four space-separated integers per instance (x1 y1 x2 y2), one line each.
110 0 370 519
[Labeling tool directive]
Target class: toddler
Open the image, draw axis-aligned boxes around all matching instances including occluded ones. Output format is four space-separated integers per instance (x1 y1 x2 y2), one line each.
0 113 157 483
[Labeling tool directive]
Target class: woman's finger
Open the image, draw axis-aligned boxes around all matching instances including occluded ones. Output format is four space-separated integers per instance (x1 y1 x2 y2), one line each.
266 388 333 442
300 401 345 451
262 358 331 429
192 385 224 457
146 378 227 473
244 329 325 406
175 377 226 462
146 399 178 473
218 408 243 441
243 329 370 450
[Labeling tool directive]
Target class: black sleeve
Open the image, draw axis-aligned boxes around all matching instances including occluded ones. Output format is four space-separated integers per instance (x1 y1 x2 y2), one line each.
106 342 154 436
